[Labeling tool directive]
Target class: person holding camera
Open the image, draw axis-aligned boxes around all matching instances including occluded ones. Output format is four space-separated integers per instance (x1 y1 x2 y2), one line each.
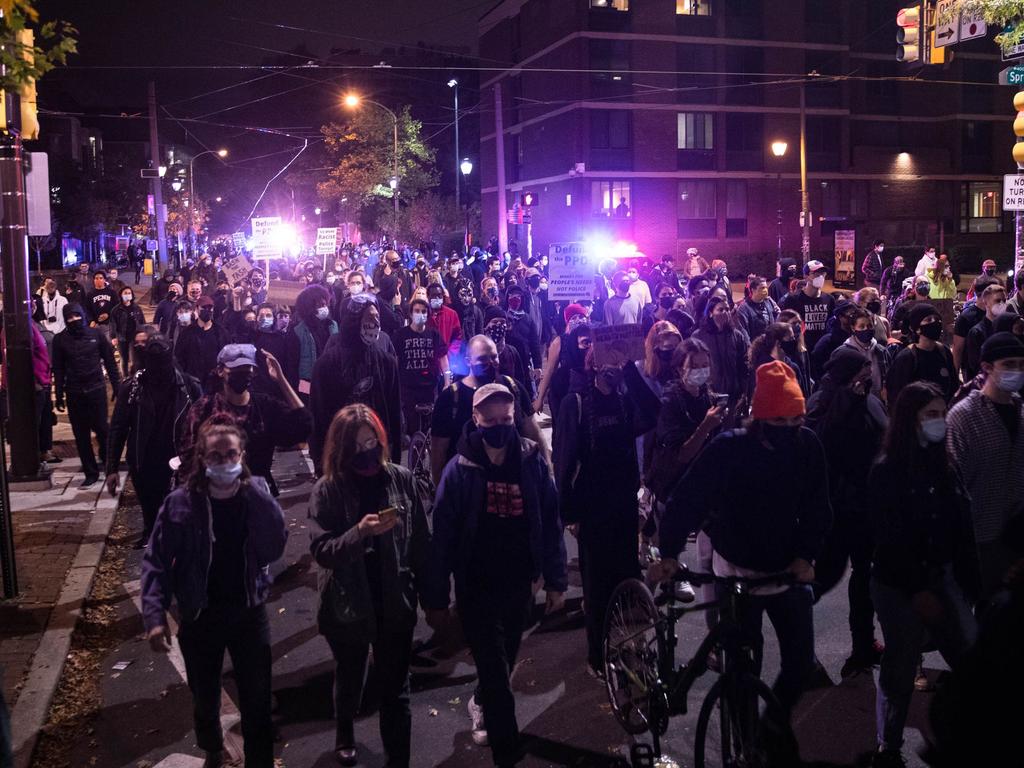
308 404 430 767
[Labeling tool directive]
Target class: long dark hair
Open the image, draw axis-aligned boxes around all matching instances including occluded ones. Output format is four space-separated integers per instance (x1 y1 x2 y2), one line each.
322 404 389 482
881 381 952 480
701 294 733 333
188 420 252 494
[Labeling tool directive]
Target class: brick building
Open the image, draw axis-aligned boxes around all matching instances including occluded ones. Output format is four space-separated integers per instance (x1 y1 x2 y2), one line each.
478 0 1013 278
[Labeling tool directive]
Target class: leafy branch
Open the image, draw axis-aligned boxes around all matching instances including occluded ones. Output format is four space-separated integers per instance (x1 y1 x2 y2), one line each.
940 0 1024 51
0 1 77 92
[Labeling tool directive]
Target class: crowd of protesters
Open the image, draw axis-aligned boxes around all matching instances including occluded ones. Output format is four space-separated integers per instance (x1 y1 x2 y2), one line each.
4 237 1023 768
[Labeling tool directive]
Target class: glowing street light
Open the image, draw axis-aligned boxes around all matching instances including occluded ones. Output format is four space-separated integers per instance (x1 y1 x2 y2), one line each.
187 148 229 257
343 93 361 109
770 140 788 261
461 157 473 176
215 196 222 203
771 140 788 157
170 179 182 192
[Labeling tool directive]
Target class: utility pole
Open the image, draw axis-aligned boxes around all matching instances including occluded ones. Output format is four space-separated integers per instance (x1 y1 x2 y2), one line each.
494 83 509 256
799 82 810 262
453 81 461 248
148 82 168 271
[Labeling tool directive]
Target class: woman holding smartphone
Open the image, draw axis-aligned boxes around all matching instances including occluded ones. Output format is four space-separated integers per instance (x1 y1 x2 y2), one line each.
309 404 431 767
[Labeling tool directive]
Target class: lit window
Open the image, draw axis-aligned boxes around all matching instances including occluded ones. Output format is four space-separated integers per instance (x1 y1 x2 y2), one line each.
677 0 711 15
592 181 632 218
591 0 629 9
961 182 1003 233
678 113 714 149
678 180 716 238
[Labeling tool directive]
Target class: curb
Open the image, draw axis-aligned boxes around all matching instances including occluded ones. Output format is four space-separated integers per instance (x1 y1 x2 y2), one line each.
9 485 122 768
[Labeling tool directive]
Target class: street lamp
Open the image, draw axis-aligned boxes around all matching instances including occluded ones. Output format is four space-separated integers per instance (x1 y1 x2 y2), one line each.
448 78 461 252
344 93 399 247
460 158 473 249
770 140 788 263
188 148 228 258
170 179 182 192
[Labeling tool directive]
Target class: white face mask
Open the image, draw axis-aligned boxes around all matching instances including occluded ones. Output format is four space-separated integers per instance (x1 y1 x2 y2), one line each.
121 294 132 304
684 367 711 387
349 283 363 295
315 306 330 321
177 313 192 326
996 369 1024 393
991 302 1007 316
411 311 428 327
811 275 826 290
361 324 380 346
919 417 946 444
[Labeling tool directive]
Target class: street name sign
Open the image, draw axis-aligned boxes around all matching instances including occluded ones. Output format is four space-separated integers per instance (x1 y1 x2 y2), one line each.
999 65 1024 86
1003 26 1024 60
1003 174 1024 211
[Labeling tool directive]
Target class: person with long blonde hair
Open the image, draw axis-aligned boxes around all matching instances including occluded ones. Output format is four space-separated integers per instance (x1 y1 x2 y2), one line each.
309 404 430 768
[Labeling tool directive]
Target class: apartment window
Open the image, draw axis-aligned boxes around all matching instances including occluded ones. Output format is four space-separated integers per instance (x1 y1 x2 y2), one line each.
592 181 632 218
725 181 747 238
678 113 714 149
677 0 711 14
591 0 629 10
724 47 764 104
820 181 842 218
678 180 717 238
591 111 632 149
961 182 1003 233
725 113 763 152
591 39 631 91
849 180 869 218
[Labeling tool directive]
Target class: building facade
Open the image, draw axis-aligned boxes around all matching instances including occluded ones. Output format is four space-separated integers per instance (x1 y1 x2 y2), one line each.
478 0 1012 277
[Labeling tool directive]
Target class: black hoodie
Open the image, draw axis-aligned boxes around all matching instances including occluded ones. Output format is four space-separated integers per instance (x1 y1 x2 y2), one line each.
52 303 120 401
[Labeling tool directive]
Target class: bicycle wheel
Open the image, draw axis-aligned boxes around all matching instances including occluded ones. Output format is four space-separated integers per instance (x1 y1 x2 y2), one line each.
407 432 427 473
603 578 664 735
694 674 798 768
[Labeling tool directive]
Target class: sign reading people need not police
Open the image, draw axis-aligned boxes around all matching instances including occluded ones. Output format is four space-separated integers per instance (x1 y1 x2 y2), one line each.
548 242 592 301
1004 175 1024 211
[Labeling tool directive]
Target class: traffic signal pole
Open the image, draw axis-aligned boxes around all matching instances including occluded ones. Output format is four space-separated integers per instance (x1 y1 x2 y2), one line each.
148 82 168 271
800 83 810 261
494 83 509 257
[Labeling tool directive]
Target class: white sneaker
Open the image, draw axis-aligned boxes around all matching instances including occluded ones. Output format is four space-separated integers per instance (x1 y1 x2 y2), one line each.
467 695 488 746
675 580 696 603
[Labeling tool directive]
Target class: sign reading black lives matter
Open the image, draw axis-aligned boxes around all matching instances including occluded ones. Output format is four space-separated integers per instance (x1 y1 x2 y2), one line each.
592 324 645 368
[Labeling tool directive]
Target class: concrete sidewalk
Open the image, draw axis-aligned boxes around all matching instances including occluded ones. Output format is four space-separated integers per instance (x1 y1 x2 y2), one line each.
0 421 126 768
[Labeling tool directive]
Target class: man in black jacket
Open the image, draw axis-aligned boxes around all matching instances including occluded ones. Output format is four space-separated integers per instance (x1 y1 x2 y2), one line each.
105 336 202 544
654 361 831 716
174 295 228 391
154 282 183 335
52 304 121 486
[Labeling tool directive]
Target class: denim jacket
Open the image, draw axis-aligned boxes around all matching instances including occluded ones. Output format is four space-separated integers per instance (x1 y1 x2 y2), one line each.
141 476 288 631
308 463 430 642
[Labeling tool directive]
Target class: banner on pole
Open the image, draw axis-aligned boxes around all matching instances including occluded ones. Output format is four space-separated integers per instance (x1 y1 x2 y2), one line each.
315 227 339 256
222 254 254 286
548 242 592 301
251 216 281 259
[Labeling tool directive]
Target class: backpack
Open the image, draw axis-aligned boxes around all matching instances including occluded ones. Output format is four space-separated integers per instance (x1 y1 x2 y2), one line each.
449 374 521 422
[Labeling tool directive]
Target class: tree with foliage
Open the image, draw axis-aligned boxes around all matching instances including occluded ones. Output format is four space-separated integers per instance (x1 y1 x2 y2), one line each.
0 0 76 92
317 106 438 232
941 1 1024 52
402 192 462 244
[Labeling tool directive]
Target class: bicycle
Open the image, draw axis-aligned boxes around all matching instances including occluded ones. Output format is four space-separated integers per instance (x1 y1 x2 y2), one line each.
405 402 435 506
603 566 801 768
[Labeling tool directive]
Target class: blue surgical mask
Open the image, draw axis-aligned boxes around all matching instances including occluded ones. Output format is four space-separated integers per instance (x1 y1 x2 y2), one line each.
258 317 273 330
429 297 443 310
205 461 243 486
996 370 1024 393
919 418 946 444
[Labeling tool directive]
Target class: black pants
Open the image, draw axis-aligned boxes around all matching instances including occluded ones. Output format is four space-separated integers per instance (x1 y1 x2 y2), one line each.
116 338 132 379
816 504 876 657
458 578 533 767
324 622 414 765
66 387 108 479
400 386 435 438
178 603 274 767
579 511 641 670
132 464 172 541
35 386 53 453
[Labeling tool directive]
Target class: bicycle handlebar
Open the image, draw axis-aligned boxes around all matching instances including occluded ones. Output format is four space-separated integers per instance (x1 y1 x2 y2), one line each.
670 565 799 589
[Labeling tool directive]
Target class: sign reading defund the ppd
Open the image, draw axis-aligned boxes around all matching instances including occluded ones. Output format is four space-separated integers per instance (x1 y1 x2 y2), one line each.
1004 175 1024 211
548 242 593 301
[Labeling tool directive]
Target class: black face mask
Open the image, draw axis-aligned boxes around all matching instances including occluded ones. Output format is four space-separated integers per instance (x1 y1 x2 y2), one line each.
66 318 84 334
919 322 942 341
655 348 674 365
486 325 506 345
471 362 498 384
915 285 931 297
143 351 174 383
227 369 254 394
599 368 623 390
780 338 799 358
527 276 541 290
480 423 515 449
866 301 882 315
854 328 875 345
351 444 382 475
762 424 800 451
198 308 213 322
659 295 677 310
244 320 258 332
983 268 995 276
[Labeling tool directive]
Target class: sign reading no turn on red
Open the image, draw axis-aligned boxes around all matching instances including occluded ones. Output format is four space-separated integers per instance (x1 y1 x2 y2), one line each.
1004 174 1024 211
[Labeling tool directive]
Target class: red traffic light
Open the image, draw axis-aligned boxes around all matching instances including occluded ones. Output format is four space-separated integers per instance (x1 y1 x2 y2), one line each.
522 191 539 207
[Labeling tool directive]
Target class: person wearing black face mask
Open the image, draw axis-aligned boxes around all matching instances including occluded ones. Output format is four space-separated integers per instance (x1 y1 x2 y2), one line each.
483 306 529 392
533 305 591 423
106 335 202 545
655 361 831 719
642 284 679 336
603 270 643 326
179 344 311 497
886 303 957 405
805 346 888 678
429 335 542 486
423 384 567 765
309 404 430 768
52 304 121 486
175 296 229 392
554 349 662 677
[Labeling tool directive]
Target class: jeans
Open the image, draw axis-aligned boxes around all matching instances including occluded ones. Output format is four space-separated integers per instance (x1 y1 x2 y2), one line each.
579 512 640 670
871 568 977 751
458 578 533 766
132 464 172 542
324 622 414 766
177 604 274 767
66 387 108 479
730 583 816 716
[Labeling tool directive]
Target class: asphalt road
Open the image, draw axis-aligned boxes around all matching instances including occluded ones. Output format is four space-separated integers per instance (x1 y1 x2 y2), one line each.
59 443 948 768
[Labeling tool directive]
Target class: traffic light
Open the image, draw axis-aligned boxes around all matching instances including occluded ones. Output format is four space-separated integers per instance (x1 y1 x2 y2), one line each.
1013 91 1024 167
522 191 539 207
897 5 921 63
18 29 39 141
